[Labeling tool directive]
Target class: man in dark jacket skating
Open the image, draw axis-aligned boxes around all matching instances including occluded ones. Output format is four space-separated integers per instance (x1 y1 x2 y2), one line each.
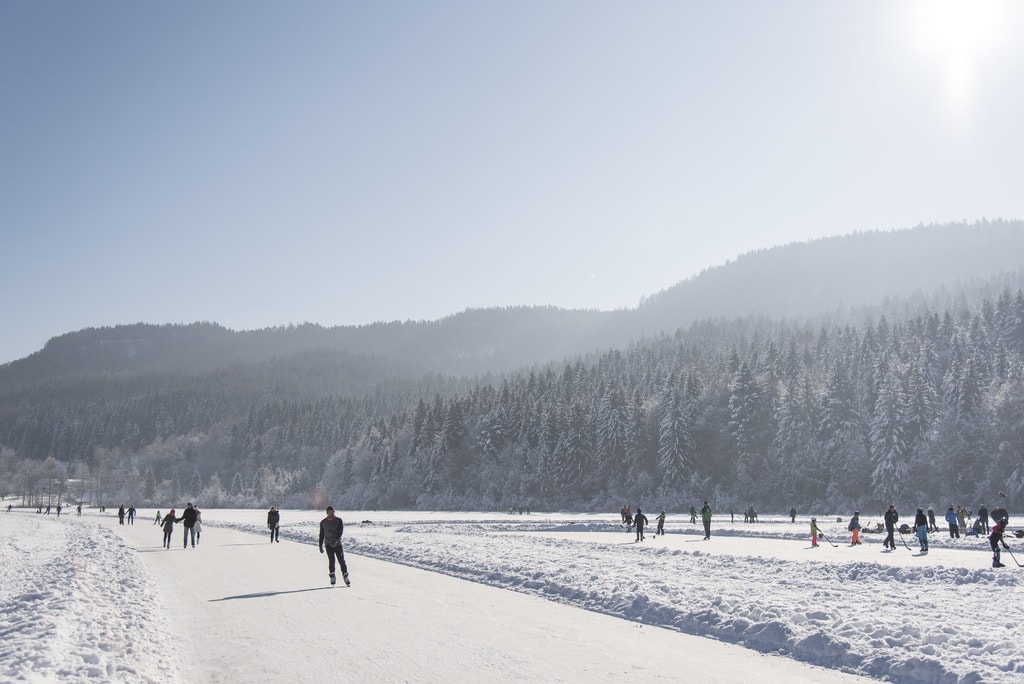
634 508 649 542
319 506 350 586
267 506 280 543
883 504 899 550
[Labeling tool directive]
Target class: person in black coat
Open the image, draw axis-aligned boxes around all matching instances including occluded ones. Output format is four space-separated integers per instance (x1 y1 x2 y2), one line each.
267 506 280 543
180 503 199 548
319 506 350 586
978 504 990 534
161 509 180 549
990 515 1010 568
634 508 649 542
883 504 899 550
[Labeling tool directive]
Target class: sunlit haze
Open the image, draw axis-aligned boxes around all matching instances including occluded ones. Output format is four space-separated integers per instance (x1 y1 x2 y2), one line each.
2 1 1024 364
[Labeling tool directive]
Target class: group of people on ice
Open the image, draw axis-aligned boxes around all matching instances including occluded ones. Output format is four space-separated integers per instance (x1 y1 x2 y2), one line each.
823 502 1014 568
158 503 202 549
621 501 712 541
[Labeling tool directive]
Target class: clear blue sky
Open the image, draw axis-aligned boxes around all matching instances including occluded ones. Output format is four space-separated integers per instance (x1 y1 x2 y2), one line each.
2 1 1023 365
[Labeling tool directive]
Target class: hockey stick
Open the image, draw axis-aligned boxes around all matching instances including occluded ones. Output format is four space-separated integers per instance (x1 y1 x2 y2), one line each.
896 528 913 551
818 532 839 548
1004 545 1024 568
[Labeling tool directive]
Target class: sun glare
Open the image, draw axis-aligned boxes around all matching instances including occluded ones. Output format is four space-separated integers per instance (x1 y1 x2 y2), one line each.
910 0 1005 115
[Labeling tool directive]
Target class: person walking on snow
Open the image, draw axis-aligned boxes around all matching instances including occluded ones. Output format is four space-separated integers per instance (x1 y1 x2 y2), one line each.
927 507 938 532
790 507 797 523
634 508 649 542
118 504 125 525
883 504 899 550
193 506 202 545
161 509 180 549
945 506 960 539
990 515 1010 568
978 504 990 534
700 501 712 540
319 506 350 586
655 510 666 536
848 512 862 545
810 517 821 547
267 506 280 543
180 503 199 548
915 508 929 553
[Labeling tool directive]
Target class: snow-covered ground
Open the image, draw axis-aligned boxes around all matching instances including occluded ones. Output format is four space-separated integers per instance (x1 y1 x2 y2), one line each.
2 507 1021 683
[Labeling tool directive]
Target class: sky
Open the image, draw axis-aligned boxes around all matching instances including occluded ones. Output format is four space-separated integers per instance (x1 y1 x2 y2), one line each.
3 1 1024 365
7 508 1021 682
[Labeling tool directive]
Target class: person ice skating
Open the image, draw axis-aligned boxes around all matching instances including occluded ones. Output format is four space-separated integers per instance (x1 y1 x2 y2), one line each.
180 503 199 548
945 506 960 539
76 504 82 516
193 507 202 545
978 504 990 534
989 515 1010 568
700 501 712 540
926 507 937 533
790 507 797 523
690 505 697 524
161 509 180 549
118 504 125 525
883 504 899 550
957 506 967 533
268 506 280 543
810 517 821 547
319 506 350 586
655 510 666 536
634 508 649 542
128 505 136 525
7 504 12 513
848 512 862 545
154 510 161 525
915 508 929 553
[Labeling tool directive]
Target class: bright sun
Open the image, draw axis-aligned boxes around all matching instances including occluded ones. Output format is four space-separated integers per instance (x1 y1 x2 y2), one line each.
910 0 1005 114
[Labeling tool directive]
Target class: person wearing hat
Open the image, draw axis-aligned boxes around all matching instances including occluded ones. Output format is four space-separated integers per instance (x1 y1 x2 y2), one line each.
989 515 1010 568
883 504 899 550
810 517 821 547
655 510 666 536
848 511 862 545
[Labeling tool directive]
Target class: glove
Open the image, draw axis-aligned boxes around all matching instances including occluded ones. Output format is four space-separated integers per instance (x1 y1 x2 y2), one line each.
1003 544 1010 550
319 546 324 554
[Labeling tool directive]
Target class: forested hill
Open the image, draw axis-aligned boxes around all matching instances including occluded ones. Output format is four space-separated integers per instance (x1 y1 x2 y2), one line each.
2 220 1024 513
3 220 1023 385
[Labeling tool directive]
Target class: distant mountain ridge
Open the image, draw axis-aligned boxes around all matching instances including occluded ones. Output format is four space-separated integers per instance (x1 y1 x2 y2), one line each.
2 219 1023 386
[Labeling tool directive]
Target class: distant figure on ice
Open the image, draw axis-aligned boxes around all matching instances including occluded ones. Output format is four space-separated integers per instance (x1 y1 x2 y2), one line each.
746 506 758 523
883 505 899 550
117 504 125 524
945 506 960 539
634 508 649 542
268 506 281 543
989 515 1010 568
915 508 929 553
45 505 50 515
848 512 861 545
154 510 162 525
161 509 180 549
319 506 350 587
181 503 199 548
978 504 990 534
56 505 62 517
127 505 136 525
620 505 630 525
810 517 821 547
790 507 797 523
194 507 202 545
926 507 938 532
689 505 697 524
655 510 666 536
956 506 967 533
7 504 12 513
701 501 713 540
76 504 82 516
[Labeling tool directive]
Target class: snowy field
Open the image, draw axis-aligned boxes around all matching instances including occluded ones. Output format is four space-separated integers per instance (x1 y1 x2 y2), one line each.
1 507 1022 683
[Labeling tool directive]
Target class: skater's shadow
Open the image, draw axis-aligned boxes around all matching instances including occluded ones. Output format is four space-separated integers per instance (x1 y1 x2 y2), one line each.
218 543 267 547
209 587 331 602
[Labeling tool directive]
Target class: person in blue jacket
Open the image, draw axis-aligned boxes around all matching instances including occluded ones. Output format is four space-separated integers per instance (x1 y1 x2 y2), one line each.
944 506 960 539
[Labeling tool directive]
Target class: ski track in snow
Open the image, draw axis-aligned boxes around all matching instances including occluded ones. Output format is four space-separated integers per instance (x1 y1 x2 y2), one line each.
0 513 181 683
217 513 1024 684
